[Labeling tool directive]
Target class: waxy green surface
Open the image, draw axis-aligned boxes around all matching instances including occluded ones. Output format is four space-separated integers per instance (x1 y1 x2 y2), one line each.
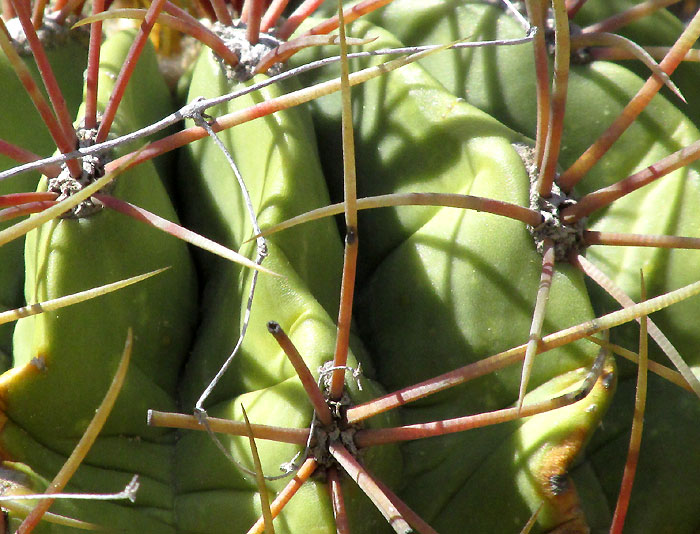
175 40 400 534
1 29 196 533
365 1 700 530
291 18 616 532
1 1 697 532
0 33 87 364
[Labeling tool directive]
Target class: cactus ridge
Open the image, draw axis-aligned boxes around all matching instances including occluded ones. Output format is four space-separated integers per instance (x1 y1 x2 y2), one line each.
0 1 699 533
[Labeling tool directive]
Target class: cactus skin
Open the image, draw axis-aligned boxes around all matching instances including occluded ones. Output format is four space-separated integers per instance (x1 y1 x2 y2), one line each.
0 2 696 532
0 34 87 366
288 18 617 532
175 40 401 534
0 29 197 533
368 0 700 371
572 0 700 129
364 1 700 530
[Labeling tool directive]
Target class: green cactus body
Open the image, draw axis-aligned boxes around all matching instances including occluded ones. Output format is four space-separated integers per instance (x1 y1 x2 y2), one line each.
294 18 529 282
175 38 401 534
362 1 700 530
0 28 87 364
90 29 178 186
290 18 616 532
572 0 700 130
372 0 700 371
0 2 695 532
175 47 343 312
0 29 197 533
554 57 700 534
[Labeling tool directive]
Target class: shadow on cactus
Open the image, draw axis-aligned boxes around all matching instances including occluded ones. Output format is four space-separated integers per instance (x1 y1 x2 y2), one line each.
0 0 699 533
350 1 700 530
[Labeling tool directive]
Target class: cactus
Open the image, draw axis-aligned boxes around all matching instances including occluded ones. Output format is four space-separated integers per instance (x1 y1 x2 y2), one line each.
0 17 87 364
0 0 699 533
